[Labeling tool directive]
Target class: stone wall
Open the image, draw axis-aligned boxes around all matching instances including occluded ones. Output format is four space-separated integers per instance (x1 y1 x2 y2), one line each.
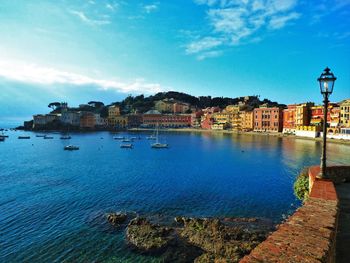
239 165 350 263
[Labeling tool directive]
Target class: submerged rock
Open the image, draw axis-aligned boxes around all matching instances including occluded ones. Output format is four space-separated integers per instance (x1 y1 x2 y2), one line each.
126 217 175 253
106 212 127 225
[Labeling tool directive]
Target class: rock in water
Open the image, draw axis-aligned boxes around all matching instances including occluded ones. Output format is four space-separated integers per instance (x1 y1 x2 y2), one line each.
126 217 174 253
106 212 127 225
179 217 270 262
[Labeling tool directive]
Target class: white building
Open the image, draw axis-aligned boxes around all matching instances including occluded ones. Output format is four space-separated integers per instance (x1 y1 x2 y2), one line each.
60 111 81 127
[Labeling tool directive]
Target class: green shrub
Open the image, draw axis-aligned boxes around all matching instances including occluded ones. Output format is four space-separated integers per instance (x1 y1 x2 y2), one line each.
294 168 309 201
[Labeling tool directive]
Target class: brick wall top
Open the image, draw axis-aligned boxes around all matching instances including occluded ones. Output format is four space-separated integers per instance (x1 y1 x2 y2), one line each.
240 166 340 263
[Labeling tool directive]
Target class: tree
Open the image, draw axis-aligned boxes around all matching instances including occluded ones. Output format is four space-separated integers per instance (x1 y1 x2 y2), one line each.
88 101 104 108
48 102 61 111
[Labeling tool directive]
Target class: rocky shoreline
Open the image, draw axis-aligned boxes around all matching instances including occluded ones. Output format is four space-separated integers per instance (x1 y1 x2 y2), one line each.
106 212 274 262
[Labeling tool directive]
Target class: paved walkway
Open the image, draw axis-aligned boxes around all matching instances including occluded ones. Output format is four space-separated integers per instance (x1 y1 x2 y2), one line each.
336 182 350 263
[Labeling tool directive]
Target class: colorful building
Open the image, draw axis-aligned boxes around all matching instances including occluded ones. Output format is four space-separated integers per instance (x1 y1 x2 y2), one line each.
142 110 191 128
173 102 190 113
340 99 350 128
282 104 297 133
254 105 283 132
80 112 96 129
241 111 254 131
33 114 60 128
310 103 339 127
60 111 81 127
127 114 143 128
191 111 203 128
154 99 174 113
295 103 314 127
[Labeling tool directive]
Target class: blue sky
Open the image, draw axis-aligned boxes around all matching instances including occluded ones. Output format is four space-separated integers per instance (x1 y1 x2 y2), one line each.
0 0 349 122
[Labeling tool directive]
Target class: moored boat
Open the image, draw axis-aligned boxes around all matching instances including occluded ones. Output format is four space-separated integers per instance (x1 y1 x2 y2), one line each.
44 136 54 139
151 124 169 149
0 137 4 142
113 136 125 140
60 135 71 140
64 145 79 150
120 144 133 149
18 136 30 139
151 142 168 149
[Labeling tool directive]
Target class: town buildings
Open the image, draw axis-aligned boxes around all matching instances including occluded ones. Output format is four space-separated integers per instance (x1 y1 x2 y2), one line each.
254 105 283 132
340 99 350 128
28 96 350 141
142 110 191 128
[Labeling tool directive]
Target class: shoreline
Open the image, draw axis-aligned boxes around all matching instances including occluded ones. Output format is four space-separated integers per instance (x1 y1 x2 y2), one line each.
128 127 350 146
10 127 350 146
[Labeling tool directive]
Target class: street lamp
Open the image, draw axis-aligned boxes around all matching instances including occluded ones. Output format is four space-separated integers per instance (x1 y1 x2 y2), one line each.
317 67 336 179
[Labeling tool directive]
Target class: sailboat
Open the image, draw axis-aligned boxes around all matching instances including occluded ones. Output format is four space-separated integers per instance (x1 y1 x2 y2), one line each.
151 125 168 149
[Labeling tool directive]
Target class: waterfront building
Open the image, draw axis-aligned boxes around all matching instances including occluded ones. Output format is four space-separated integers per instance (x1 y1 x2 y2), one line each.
225 105 241 130
282 104 297 134
310 103 338 127
142 110 191 128
212 113 230 129
295 102 314 127
254 105 283 132
60 111 81 127
340 99 350 128
241 111 254 131
191 111 203 128
200 114 214 129
127 114 143 128
33 114 60 129
80 112 96 129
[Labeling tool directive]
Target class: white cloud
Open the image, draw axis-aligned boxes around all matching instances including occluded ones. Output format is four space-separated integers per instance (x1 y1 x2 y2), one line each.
186 37 224 54
69 10 111 26
269 12 300 29
0 61 163 94
187 0 301 59
143 3 159 13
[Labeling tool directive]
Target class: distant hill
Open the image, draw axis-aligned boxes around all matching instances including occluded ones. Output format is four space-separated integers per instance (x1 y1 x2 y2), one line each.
49 91 286 115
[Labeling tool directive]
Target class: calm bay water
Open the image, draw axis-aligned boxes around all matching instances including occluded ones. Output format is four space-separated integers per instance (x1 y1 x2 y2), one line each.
1 130 349 262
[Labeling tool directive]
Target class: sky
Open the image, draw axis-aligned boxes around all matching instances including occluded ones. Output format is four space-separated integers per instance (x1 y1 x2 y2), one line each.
0 0 349 123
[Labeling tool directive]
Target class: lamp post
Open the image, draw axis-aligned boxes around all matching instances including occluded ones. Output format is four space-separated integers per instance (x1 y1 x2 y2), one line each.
317 67 336 179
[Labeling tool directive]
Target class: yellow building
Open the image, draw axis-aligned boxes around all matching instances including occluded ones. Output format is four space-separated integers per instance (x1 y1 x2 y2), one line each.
155 100 174 113
108 105 120 118
241 111 254 131
340 99 350 128
225 105 241 130
213 113 229 124
295 103 314 127
109 116 128 129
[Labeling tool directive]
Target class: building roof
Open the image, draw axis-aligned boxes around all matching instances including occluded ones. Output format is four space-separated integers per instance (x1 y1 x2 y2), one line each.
144 110 161 115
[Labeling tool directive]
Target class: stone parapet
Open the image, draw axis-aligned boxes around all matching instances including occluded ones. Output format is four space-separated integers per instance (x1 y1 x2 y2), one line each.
240 165 343 263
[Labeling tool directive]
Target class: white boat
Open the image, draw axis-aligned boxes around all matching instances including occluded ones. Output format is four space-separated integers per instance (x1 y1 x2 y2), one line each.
151 142 168 148
113 136 125 140
64 145 79 150
146 135 156 140
120 144 133 149
151 125 168 149
122 138 133 142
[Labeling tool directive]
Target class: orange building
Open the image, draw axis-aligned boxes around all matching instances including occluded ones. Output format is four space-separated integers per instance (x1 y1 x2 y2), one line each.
283 104 297 133
80 112 96 129
254 106 283 132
